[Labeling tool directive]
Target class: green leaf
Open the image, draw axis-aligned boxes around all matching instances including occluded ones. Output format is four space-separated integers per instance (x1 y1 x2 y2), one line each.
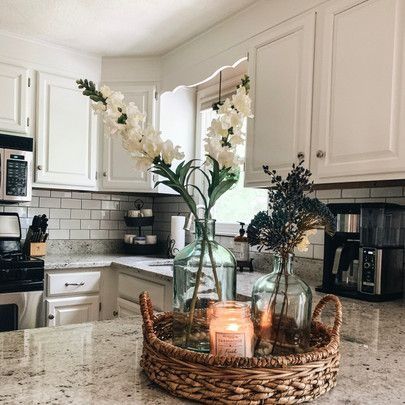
208 177 238 210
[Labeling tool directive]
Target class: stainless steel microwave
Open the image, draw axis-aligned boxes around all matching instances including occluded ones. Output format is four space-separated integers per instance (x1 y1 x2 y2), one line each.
0 134 33 202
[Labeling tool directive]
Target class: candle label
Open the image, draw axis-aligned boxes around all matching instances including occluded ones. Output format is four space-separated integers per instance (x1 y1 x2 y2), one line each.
215 332 246 357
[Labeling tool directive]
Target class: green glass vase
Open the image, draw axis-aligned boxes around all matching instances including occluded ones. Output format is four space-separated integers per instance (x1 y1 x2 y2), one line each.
251 253 312 356
173 219 237 352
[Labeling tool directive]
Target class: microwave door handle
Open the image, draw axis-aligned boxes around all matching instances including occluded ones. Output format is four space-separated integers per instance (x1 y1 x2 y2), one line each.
0 150 3 200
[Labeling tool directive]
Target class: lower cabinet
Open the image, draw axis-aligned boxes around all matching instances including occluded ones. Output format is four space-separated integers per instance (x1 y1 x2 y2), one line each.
116 270 172 314
45 268 102 327
46 295 99 327
117 297 141 318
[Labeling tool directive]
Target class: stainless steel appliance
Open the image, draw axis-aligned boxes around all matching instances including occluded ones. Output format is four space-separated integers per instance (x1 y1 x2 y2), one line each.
317 203 405 301
0 133 33 202
0 213 44 331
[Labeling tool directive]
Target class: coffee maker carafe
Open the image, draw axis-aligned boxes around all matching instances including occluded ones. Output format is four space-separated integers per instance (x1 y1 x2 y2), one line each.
318 203 405 301
319 204 360 294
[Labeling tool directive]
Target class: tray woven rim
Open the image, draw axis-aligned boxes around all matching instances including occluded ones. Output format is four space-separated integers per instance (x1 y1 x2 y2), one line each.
140 293 342 404
140 292 342 369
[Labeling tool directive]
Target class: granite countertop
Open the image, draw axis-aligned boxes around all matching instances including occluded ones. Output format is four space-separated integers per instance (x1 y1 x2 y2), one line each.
44 254 154 270
1 294 404 405
11 254 404 403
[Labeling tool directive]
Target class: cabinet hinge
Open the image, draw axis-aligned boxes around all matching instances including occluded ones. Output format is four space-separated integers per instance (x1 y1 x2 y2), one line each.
246 52 249 62
99 302 102 312
26 117 30 127
95 171 98 180
28 77 31 87
154 91 158 101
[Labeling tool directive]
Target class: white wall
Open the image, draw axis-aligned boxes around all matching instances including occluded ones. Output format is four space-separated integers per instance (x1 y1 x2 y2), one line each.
160 0 329 91
0 30 101 80
101 56 161 83
159 87 196 163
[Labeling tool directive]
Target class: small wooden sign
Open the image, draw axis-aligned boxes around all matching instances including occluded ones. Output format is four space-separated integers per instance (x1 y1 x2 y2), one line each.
30 243 46 257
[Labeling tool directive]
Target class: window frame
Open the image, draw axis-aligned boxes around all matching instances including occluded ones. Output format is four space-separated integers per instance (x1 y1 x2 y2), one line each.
194 77 266 236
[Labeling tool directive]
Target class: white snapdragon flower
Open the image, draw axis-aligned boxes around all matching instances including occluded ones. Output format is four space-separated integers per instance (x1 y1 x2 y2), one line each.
133 155 154 172
232 86 253 117
297 229 317 252
91 101 106 114
208 118 229 138
217 148 239 169
121 128 143 154
106 91 125 111
141 127 164 159
100 85 112 99
217 98 233 114
125 102 146 123
161 140 185 165
230 133 244 145
204 137 222 160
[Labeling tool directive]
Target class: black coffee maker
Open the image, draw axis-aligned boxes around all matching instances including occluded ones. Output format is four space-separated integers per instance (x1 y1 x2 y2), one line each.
317 203 405 301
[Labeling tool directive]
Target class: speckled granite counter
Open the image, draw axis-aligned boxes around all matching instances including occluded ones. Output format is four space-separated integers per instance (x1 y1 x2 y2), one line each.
1 293 404 405
19 254 405 403
44 254 155 270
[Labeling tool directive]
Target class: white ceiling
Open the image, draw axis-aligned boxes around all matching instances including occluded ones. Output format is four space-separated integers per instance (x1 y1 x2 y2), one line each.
0 0 257 56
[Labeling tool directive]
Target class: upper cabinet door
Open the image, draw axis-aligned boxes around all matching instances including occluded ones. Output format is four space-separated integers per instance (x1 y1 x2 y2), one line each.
0 62 30 134
245 13 316 186
36 72 97 188
102 85 155 192
312 0 405 183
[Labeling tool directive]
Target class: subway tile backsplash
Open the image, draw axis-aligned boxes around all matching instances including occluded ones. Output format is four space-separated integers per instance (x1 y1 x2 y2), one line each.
0 188 152 241
1 183 404 259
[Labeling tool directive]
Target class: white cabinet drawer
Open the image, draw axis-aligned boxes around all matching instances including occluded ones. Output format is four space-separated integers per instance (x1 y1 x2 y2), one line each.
118 273 166 311
47 271 101 297
117 297 141 318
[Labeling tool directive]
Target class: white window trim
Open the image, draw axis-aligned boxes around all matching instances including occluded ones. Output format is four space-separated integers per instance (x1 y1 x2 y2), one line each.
195 76 250 236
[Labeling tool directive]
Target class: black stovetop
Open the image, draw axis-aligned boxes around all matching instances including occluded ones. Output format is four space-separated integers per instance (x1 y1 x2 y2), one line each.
0 253 44 270
0 253 44 293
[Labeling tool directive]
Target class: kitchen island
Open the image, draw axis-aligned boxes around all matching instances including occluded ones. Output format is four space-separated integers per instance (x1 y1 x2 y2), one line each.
1 293 404 405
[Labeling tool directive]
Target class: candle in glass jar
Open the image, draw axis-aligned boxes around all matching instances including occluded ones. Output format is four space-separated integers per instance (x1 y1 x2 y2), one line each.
209 301 254 357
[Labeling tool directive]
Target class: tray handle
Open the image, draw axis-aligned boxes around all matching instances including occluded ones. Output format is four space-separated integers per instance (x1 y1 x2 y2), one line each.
139 291 156 339
312 294 342 338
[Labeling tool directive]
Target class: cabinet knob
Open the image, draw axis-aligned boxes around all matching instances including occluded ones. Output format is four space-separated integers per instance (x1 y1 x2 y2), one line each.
37 165 43 170
113 310 118 317
297 152 305 160
48 314 54 320
316 150 326 159
103 171 107 177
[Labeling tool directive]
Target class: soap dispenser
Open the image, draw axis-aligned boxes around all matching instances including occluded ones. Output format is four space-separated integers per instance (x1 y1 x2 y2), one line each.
233 222 249 261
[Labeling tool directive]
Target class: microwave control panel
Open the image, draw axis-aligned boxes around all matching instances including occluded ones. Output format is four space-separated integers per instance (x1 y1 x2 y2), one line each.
6 154 28 197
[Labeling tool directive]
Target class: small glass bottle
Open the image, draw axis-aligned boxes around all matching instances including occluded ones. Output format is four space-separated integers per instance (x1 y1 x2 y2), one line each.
251 253 312 356
209 301 254 357
233 222 250 262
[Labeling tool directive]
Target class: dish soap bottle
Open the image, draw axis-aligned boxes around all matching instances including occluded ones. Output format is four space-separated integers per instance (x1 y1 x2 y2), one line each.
233 222 249 262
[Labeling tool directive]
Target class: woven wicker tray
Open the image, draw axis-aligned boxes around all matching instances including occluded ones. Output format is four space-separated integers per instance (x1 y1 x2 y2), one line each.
139 292 342 404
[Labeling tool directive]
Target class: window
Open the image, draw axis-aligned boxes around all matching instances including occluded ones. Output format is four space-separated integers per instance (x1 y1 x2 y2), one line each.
196 84 268 235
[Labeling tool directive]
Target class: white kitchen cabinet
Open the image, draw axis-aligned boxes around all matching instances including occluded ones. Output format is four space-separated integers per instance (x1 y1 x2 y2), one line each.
46 271 101 297
117 270 172 311
312 0 405 183
117 297 141 317
35 72 97 189
45 268 104 326
245 13 316 186
0 62 31 134
101 84 155 192
46 295 99 327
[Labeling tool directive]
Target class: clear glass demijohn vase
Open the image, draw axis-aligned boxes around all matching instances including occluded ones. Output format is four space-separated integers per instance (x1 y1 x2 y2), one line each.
251 253 312 356
173 219 237 352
